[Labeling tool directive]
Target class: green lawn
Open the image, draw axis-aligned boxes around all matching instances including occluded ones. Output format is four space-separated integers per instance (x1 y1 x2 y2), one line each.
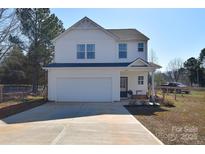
125 89 205 144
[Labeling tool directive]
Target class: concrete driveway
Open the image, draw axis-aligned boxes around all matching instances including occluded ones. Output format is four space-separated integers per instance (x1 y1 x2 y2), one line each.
0 102 163 144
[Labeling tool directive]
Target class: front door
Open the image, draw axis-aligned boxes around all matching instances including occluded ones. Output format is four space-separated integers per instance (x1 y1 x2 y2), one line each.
120 77 128 97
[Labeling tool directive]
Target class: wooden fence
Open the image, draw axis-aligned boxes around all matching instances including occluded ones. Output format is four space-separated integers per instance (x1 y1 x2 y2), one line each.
158 86 190 102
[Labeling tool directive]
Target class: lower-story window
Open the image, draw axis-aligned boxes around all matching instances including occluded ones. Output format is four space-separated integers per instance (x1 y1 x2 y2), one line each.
138 76 144 85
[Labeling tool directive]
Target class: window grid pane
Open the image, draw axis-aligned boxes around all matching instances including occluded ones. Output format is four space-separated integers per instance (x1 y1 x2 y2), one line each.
77 44 85 59
87 44 95 52
138 43 144 52
138 76 144 85
119 44 127 51
87 52 95 59
119 52 127 58
87 44 95 59
77 52 85 59
119 43 127 58
138 43 144 48
77 44 85 52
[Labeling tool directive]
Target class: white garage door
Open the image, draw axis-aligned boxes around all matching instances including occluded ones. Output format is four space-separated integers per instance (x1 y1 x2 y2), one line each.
56 77 112 102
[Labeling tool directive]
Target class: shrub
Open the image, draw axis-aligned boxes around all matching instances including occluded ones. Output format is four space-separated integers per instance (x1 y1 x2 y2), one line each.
162 100 175 107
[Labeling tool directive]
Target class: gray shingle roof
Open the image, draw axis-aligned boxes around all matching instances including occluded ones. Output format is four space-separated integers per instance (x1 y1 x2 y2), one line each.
107 29 149 41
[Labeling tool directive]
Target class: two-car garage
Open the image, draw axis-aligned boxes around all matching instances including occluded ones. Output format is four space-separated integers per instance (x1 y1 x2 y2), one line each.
56 77 112 102
47 69 120 102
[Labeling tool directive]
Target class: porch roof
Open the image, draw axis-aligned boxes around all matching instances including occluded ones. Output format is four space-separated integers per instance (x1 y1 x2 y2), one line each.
45 58 161 69
46 62 131 67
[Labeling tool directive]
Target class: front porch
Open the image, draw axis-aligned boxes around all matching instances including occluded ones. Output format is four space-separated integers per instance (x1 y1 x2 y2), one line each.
120 70 150 105
119 58 161 102
120 70 149 98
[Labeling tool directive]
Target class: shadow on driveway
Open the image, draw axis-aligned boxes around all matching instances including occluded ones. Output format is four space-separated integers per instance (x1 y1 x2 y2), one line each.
2 102 168 124
2 102 128 124
125 105 168 116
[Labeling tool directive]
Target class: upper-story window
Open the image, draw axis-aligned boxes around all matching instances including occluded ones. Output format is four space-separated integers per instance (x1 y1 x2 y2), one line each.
87 44 95 59
138 76 144 85
77 44 85 59
138 43 144 52
119 43 127 58
77 44 95 59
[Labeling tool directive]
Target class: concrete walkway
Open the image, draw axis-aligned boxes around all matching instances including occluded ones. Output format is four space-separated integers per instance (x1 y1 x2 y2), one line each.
0 102 163 144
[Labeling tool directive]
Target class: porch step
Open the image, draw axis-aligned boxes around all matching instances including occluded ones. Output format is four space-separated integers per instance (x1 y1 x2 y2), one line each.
132 95 148 100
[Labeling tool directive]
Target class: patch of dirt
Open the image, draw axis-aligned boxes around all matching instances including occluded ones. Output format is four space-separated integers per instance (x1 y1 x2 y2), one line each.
0 101 21 109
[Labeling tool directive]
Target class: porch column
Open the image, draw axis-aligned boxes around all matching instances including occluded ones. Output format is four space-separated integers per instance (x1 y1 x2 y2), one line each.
151 71 155 101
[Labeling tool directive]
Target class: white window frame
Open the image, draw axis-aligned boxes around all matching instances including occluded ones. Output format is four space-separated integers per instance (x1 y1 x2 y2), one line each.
86 44 95 59
138 43 144 52
138 76 144 85
119 43 127 59
77 44 85 59
77 44 95 59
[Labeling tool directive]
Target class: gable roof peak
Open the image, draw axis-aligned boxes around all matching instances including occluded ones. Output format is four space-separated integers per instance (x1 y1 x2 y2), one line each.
71 16 97 28
83 16 89 19
52 17 149 43
80 16 91 22
52 16 120 43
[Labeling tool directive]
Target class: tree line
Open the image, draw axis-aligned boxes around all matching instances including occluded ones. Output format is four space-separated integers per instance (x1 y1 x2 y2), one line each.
0 8 65 93
0 8 204 93
155 48 205 87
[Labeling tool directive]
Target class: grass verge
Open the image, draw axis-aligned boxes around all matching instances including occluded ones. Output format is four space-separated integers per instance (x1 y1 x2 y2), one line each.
125 89 205 145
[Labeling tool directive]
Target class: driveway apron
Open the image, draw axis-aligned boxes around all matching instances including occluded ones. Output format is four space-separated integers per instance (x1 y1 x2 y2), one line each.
0 102 163 144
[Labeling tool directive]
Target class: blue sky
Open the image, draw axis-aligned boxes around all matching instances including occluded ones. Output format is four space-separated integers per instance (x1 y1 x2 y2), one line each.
51 9 205 71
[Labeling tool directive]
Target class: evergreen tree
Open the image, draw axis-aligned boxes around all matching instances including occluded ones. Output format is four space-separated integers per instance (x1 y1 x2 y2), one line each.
199 48 205 64
0 46 28 84
16 8 64 93
184 57 200 86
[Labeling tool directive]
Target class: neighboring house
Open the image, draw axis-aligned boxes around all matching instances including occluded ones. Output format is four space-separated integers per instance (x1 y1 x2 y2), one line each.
45 17 161 102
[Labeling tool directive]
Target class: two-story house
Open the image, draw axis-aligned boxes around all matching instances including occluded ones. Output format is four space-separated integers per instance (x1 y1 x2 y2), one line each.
45 17 161 102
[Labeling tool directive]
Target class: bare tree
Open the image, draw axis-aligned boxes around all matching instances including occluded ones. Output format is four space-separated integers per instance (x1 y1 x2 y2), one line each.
149 49 159 64
0 8 19 60
166 58 184 82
